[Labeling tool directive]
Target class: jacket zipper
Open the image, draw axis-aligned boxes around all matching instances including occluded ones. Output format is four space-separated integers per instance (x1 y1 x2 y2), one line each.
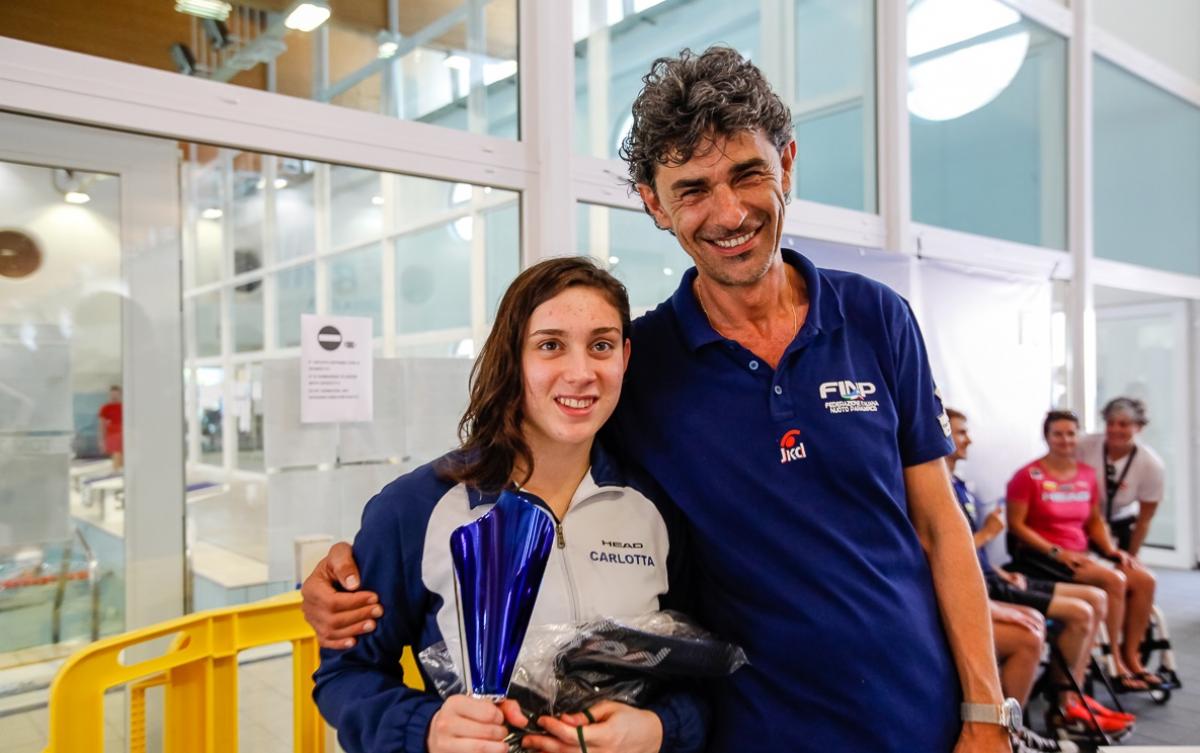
528 488 613 623
551 514 580 621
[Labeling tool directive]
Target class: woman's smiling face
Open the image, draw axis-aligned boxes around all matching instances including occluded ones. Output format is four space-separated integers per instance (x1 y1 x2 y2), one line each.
520 286 630 454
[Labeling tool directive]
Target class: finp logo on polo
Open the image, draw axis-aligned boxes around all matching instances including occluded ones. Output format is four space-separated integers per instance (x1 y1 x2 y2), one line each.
779 429 807 464
819 380 881 414
819 381 876 400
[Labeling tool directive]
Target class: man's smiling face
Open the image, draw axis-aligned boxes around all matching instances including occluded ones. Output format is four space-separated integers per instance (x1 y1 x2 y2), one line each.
638 129 795 288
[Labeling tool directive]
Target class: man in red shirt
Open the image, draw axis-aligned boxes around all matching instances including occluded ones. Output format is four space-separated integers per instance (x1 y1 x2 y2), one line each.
98 384 123 470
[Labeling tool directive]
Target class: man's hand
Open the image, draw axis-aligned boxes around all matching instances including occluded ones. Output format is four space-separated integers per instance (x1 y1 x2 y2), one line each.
300 542 382 649
954 722 1012 752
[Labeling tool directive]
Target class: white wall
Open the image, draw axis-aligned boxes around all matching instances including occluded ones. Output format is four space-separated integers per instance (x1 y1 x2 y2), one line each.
1094 0 1200 83
0 161 122 394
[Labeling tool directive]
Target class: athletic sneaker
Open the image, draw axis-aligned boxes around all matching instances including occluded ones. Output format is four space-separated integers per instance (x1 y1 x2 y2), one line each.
1014 727 1079 753
1082 694 1136 723
1059 699 1133 734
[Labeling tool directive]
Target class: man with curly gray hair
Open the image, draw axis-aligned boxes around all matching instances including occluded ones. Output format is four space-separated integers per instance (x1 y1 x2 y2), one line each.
613 46 1012 753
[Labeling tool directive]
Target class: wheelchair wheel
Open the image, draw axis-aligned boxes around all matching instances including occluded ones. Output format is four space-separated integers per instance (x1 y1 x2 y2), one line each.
1150 687 1171 705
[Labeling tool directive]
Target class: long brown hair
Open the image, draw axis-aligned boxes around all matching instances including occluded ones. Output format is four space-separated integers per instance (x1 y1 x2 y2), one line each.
438 256 631 492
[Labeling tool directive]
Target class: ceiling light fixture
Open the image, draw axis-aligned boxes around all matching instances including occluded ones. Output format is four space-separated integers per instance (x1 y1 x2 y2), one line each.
907 0 1029 121
285 1 331 32
64 191 91 205
274 178 289 189
202 208 224 220
175 0 232 21
371 195 385 206
378 41 399 59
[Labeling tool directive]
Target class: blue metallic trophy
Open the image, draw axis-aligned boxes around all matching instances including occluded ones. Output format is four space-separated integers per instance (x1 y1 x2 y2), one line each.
450 490 556 699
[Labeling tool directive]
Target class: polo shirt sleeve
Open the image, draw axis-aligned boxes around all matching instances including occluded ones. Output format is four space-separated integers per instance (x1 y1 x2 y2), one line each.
888 297 954 467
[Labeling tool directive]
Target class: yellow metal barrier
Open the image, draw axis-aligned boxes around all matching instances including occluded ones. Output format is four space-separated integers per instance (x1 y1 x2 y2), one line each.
43 591 425 753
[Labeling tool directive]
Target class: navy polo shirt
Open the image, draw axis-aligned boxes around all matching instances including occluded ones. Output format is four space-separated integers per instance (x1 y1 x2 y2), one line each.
612 249 959 753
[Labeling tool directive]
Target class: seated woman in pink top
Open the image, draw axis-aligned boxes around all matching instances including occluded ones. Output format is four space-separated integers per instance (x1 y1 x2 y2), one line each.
1006 410 1161 693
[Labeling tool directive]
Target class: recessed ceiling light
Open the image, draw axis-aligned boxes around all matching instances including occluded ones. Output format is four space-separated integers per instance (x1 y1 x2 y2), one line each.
202 208 224 219
285 1 331 32
371 195 385 206
65 191 91 205
274 178 289 189
608 256 620 265
662 267 673 276
175 0 232 21
378 41 399 59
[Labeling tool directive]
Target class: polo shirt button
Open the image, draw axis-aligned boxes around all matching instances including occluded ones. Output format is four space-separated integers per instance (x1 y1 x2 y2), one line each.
774 385 783 395
749 360 759 371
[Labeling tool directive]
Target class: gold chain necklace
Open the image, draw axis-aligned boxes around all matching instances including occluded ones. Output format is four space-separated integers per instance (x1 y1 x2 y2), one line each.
694 280 798 341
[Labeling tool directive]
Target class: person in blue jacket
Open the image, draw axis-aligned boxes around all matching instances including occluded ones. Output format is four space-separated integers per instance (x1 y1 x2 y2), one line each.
312 257 706 753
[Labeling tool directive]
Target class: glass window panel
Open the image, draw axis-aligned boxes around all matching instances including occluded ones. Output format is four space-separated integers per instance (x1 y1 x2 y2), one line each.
276 170 317 263
576 203 681 311
195 365 225 466
329 245 384 336
0 159 126 660
330 167 384 250
793 0 876 212
0 3 518 139
191 165 224 286
1096 303 1184 550
393 179 519 336
909 2 1067 249
484 201 521 322
573 0 876 213
232 277 264 353
192 291 222 358
232 153 264 273
395 224 471 334
235 364 264 472
276 263 316 348
1094 58 1200 276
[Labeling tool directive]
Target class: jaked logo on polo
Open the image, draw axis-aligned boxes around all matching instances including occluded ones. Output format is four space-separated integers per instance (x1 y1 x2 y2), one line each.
779 429 807 464
819 380 881 414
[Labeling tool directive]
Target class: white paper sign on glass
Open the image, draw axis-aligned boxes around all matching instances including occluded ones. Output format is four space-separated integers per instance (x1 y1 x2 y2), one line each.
300 314 373 424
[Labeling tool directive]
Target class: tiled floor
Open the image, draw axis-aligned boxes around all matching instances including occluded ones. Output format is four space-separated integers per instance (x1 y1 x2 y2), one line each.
1 569 1198 753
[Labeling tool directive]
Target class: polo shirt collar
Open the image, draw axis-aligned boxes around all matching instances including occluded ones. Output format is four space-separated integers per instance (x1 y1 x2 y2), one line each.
465 439 629 509
669 247 845 352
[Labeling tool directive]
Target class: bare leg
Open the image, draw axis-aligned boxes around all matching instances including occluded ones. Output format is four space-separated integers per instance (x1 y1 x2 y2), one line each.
1045 592 1095 704
1118 560 1157 675
994 614 1045 706
1070 559 1138 682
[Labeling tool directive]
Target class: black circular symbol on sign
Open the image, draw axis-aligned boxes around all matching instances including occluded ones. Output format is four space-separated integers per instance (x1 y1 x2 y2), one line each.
317 325 343 351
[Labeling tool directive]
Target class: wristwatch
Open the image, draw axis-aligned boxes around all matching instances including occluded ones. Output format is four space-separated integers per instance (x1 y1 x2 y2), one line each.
1047 545 1061 560
961 698 1023 734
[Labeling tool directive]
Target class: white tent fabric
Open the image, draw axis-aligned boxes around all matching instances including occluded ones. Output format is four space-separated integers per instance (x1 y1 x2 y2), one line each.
791 239 1054 566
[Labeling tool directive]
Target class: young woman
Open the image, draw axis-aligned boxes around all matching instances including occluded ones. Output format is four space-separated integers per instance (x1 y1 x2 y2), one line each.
1006 410 1161 696
313 258 706 753
1076 397 1165 557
